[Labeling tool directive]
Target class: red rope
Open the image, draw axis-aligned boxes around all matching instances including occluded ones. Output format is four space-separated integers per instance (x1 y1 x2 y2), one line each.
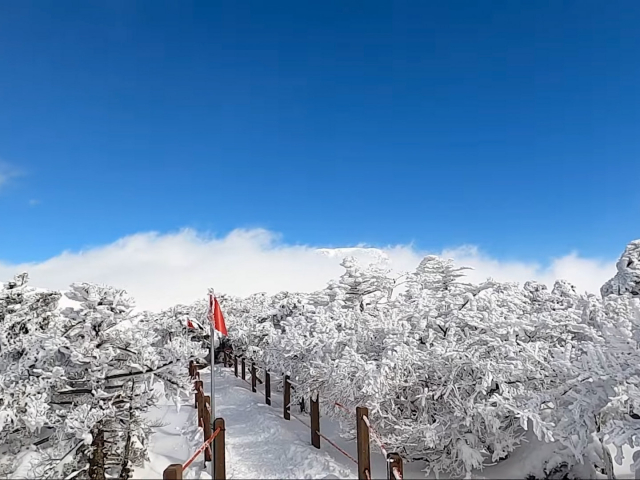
362 415 389 457
222 359 380 469
334 401 354 414
317 431 358 465
182 427 221 470
288 412 358 465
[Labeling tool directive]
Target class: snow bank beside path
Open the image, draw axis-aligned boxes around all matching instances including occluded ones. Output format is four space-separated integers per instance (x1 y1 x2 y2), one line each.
133 393 195 479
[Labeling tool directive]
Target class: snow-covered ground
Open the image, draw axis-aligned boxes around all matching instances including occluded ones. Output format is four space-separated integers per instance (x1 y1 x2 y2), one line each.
135 365 358 479
7 362 636 480
134 365 638 479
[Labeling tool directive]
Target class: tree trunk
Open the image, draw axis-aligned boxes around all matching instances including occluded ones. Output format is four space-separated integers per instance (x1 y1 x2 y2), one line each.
119 383 135 480
88 426 106 480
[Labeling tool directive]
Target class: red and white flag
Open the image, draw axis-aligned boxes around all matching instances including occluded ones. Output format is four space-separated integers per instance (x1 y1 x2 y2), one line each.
209 294 228 336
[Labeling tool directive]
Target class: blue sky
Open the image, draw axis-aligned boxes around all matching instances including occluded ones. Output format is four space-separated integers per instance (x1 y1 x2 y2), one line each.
1 0 639 265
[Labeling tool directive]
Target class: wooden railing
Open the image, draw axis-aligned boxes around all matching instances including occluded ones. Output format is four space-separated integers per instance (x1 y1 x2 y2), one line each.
163 362 226 480
223 351 403 480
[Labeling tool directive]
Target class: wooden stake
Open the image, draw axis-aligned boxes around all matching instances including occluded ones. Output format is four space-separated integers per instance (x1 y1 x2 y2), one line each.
310 393 320 449
241 358 246 380
203 396 212 462
356 407 371 480
387 453 403 480
163 464 183 480
265 370 271 406
284 375 291 420
251 362 257 393
195 380 204 421
213 418 226 480
234 355 238 377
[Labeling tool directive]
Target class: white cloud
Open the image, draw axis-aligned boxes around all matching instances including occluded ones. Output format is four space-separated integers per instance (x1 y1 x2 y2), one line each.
0 161 21 192
0 228 619 311
439 245 615 295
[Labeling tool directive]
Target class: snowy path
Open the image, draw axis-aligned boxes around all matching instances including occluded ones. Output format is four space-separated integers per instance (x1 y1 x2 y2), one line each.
134 366 638 480
134 366 358 479
213 373 356 479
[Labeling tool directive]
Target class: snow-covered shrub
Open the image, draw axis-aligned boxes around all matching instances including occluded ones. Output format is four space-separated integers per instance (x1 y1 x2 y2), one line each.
602 240 640 297
0 278 205 479
0 274 62 476
218 242 640 478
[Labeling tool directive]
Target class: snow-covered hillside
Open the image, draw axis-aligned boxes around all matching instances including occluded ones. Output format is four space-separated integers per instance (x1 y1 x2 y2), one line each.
2 239 640 479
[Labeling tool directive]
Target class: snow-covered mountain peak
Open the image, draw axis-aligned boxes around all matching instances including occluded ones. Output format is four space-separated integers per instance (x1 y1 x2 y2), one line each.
316 247 390 264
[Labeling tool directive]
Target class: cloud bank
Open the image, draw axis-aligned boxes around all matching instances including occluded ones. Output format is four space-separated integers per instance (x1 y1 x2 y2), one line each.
0 229 617 311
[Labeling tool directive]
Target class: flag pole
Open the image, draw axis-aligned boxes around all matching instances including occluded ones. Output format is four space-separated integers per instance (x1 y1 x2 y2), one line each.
210 291 216 479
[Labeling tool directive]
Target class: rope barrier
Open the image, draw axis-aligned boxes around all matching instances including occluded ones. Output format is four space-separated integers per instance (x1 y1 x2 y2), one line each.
224 356 404 476
289 411 311 430
316 430 358 465
362 415 389 458
182 427 221 470
233 370 359 467
334 401 354 415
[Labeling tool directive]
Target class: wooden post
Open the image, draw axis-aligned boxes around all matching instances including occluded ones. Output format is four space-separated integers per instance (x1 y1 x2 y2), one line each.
163 464 183 480
387 453 403 480
241 358 246 380
310 393 320 449
195 380 203 419
214 417 226 480
265 370 271 406
284 375 291 420
189 360 194 379
234 355 238 377
356 407 371 480
300 397 305 413
251 362 257 393
203 396 212 462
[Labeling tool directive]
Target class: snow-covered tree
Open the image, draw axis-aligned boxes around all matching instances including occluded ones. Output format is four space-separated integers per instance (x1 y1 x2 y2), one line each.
1 279 204 480
0 274 62 477
602 240 640 297
215 240 640 478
